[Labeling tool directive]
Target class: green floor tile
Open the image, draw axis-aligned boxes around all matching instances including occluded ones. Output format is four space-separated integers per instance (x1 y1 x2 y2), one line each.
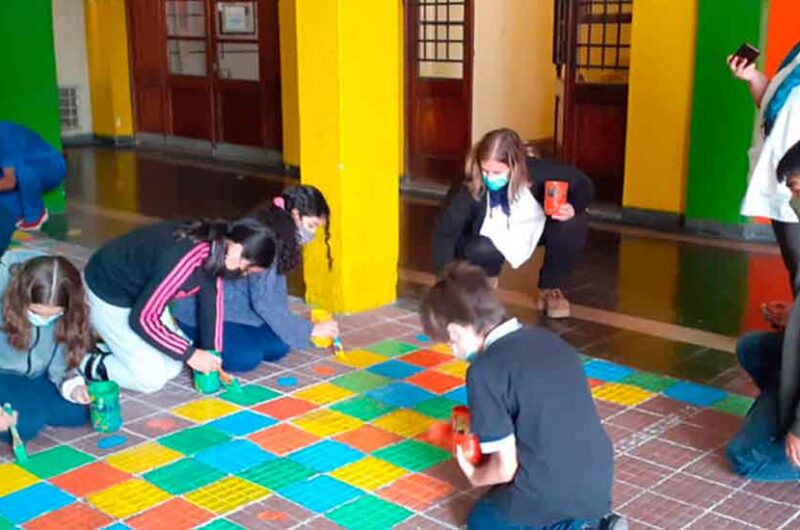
332 372 391 393
0 515 13 530
623 372 678 393
198 520 246 530
366 340 419 358
373 440 450 472
20 445 94 479
330 396 396 421
143 457 225 494
219 384 281 406
328 496 412 530
158 425 231 455
713 394 754 417
240 458 315 490
414 396 459 420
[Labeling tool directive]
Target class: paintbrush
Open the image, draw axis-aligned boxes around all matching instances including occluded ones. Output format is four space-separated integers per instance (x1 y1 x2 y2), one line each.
2 403 27 463
219 370 243 393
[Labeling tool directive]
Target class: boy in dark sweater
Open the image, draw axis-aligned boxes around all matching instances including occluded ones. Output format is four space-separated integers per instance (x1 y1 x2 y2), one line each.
420 262 624 530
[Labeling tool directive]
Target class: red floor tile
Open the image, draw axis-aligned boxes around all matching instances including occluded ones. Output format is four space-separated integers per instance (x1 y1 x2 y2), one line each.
379 473 454 511
23 503 112 530
126 498 214 530
334 424 402 453
400 350 452 368
606 409 664 431
405 370 464 394
685 513 759 529
614 455 672 489
628 439 703 469
714 491 799 529
661 422 728 452
253 397 318 420
249 423 319 456
49 461 132 497
619 492 703 530
653 473 734 509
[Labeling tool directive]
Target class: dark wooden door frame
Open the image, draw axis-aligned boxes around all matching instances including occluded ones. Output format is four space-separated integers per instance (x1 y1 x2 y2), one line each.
404 0 474 188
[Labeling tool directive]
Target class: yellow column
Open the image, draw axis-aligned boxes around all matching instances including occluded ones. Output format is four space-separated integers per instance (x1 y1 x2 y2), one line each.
622 0 696 214
84 0 134 139
295 0 401 313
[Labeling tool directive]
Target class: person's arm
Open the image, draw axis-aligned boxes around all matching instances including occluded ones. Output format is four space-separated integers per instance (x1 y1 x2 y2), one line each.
456 438 518 486
194 273 224 354
47 350 89 405
528 158 595 216
249 269 314 349
460 363 519 486
727 55 769 107
432 188 476 273
129 243 209 361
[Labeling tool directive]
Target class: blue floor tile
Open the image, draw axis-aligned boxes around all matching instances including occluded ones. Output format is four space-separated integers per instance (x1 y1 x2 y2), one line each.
664 381 727 407
195 439 274 474
287 440 363 473
583 360 635 382
367 360 424 380
443 386 468 405
367 382 435 407
0 483 74 524
207 410 276 436
278 476 363 513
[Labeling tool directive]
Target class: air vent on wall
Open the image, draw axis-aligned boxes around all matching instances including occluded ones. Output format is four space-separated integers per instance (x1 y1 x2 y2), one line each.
58 85 80 131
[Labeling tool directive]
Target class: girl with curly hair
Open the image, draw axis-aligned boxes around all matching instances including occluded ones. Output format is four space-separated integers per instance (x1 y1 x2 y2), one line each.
0 251 94 442
173 185 338 372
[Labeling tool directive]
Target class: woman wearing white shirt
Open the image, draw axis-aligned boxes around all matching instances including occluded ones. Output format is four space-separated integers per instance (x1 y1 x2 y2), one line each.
433 128 594 319
733 42 800 322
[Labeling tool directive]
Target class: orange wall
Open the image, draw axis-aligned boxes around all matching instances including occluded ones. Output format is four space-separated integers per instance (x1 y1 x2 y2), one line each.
764 0 800 76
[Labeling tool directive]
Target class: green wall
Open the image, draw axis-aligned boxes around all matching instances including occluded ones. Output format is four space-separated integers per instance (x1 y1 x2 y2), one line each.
0 0 65 213
685 0 765 225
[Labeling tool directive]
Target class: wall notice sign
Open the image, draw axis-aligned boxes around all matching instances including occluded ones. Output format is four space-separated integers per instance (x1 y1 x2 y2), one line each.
219 2 254 35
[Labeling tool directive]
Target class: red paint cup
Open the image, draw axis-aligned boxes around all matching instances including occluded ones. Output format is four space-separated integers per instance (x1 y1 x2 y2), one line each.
451 406 482 465
544 180 569 216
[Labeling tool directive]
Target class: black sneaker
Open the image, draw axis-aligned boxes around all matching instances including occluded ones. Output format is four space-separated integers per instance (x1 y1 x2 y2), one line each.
598 513 627 530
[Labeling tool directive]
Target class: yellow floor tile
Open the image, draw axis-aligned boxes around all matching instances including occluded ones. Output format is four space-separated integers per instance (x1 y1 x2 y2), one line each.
292 409 363 437
171 398 240 423
106 442 182 474
88 479 170 519
0 463 38 497
374 409 434 438
186 477 270 514
333 350 389 369
293 383 355 405
435 359 468 380
592 383 654 406
330 457 407 490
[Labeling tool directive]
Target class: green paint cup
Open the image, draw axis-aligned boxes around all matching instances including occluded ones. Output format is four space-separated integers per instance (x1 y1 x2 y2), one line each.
88 381 122 433
193 350 221 394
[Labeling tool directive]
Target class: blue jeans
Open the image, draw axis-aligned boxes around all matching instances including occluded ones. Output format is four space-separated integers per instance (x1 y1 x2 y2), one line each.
0 372 89 443
468 497 599 530
0 154 65 222
177 320 290 373
726 331 800 482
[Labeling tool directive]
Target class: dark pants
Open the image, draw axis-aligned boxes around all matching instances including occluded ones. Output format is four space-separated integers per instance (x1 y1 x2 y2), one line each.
458 214 588 289
772 220 800 297
725 331 800 481
468 497 599 530
0 373 89 443
0 154 65 223
177 320 290 373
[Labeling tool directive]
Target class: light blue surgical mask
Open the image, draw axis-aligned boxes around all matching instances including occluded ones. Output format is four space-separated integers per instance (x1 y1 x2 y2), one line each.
27 310 62 327
482 171 509 192
298 226 317 246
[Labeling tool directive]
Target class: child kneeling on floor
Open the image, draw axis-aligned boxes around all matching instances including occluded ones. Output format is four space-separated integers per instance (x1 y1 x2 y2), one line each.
0 251 93 443
420 262 624 530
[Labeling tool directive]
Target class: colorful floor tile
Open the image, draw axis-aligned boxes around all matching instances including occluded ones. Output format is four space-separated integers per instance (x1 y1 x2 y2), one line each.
0 240 780 530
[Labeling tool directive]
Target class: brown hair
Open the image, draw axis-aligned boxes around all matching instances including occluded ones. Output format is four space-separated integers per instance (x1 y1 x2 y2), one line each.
3 256 93 368
464 128 531 201
420 261 507 340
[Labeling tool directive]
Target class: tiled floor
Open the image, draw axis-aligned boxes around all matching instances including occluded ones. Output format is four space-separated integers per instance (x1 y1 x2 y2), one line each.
1 146 797 528
0 232 793 530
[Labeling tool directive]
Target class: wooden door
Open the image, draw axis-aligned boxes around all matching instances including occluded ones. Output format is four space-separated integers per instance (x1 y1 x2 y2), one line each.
406 0 473 188
127 0 282 150
554 0 631 205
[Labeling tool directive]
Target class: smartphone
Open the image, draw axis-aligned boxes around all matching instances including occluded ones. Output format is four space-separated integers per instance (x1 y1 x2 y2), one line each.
733 42 760 65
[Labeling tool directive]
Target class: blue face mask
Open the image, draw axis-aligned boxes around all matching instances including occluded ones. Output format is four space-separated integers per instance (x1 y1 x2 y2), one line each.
482 171 509 192
27 310 62 327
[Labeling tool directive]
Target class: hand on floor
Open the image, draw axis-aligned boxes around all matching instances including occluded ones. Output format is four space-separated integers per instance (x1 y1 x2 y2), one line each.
786 432 800 467
188 349 223 374
760 301 791 330
312 320 340 339
0 405 17 432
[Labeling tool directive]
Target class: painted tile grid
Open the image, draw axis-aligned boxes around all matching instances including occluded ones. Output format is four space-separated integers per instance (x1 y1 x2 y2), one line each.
0 230 795 530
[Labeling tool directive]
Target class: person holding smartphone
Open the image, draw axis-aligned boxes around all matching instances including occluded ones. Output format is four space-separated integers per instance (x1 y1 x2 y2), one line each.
731 41 800 328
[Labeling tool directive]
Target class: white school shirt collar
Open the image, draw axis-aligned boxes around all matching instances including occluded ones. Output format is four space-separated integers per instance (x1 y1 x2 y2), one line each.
483 318 523 349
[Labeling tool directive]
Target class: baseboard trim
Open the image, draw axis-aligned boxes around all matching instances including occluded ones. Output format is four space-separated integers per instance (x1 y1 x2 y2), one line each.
621 207 684 232
94 135 135 147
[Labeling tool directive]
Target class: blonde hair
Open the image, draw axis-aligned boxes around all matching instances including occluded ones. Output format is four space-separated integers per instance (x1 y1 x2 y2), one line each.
464 128 531 201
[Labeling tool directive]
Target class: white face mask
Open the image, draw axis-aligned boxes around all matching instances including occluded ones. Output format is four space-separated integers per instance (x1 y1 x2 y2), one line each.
27 310 62 327
298 226 317 246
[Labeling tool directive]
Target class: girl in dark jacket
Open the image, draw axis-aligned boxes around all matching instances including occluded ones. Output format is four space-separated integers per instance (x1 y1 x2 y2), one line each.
433 128 594 319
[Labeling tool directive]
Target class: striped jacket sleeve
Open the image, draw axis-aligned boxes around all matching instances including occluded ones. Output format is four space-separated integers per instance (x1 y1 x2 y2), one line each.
129 242 211 361
195 273 224 353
